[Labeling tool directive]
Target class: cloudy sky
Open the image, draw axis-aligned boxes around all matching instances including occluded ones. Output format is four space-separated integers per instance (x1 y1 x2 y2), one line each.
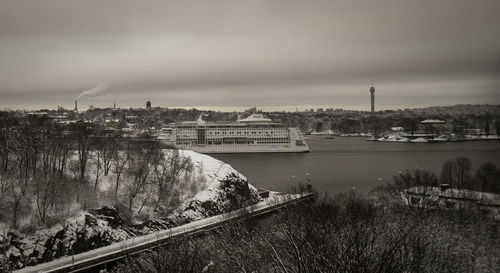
1 0 499 111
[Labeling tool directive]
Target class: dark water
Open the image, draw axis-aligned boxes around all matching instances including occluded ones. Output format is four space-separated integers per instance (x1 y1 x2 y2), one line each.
211 137 500 195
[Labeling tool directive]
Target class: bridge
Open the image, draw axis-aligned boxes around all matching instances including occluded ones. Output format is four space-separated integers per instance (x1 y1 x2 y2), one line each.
15 192 314 273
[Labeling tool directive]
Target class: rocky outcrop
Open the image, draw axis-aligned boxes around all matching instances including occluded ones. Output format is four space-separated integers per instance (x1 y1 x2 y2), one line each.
0 171 261 271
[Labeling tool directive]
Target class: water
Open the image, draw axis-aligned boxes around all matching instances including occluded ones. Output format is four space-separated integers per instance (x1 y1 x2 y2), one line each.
211 137 500 195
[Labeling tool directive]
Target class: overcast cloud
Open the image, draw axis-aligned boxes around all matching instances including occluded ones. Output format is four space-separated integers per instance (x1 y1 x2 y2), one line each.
1 0 499 111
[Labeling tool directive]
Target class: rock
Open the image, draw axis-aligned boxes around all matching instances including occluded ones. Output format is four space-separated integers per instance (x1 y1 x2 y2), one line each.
6 246 23 269
89 206 124 228
7 230 23 247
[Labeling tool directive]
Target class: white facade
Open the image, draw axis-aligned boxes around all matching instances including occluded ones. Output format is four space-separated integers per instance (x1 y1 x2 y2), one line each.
158 114 310 153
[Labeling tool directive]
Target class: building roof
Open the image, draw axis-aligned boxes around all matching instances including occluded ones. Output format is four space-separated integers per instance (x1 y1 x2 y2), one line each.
404 186 500 203
238 113 272 123
420 119 446 124
391 127 405 131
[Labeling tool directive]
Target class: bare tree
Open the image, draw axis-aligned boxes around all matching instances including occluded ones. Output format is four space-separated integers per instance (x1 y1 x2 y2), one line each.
69 121 91 180
112 148 129 196
1 175 30 229
2 127 33 228
90 138 105 194
102 137 117 176
163 150 193 209
34 177 52 225
440 160 456 187
475 162 499 192
387 168 437 207
125 146 154 211
151 149 170 210
454 157 472 189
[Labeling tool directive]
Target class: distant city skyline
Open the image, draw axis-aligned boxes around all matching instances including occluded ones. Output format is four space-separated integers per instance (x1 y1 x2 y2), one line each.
1 1 499 111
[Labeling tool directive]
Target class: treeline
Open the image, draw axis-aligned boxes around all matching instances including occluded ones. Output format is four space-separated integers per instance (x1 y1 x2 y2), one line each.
0 115 193 230
113 190 500 273
439 157 500 193
368 157 500 207
270 111 500 136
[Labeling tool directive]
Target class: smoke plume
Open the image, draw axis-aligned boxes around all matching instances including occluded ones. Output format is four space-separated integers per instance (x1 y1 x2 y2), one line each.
77 83 108 99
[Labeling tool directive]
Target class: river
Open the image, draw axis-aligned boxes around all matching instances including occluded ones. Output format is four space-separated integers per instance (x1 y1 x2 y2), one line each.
211 137 500 195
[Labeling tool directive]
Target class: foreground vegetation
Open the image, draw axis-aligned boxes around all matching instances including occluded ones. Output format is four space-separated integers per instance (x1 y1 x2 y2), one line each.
113 189 499 273
113 158 500 273
0 115 199 231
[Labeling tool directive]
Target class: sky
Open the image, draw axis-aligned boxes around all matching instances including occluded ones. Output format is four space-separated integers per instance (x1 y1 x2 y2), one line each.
1 0 499 111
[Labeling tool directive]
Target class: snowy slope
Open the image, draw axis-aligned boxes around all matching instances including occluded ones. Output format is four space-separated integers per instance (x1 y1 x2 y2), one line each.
1 149 262 271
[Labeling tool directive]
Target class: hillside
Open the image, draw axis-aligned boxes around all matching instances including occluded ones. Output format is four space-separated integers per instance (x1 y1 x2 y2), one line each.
0 150 261 270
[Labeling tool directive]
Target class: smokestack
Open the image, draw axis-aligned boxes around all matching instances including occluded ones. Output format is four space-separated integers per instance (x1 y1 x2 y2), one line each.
75 100 78 111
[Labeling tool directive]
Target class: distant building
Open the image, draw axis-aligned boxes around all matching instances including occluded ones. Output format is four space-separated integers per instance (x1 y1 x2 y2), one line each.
326 108 333 112
402 186 500 219
53 114 68 121
316 108 324 113
420 119 447 135
125 115 138 123
245 107 257 115
420 119 446 124
27 112 49 118
146 100 152 108
105 119 120 127
310 108 314 113
390 127 405 136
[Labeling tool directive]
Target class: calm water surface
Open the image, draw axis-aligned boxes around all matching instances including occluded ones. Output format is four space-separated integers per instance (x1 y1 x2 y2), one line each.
211 137 500 195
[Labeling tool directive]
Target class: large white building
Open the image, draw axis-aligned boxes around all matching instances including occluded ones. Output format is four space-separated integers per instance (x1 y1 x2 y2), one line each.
158 113 310 153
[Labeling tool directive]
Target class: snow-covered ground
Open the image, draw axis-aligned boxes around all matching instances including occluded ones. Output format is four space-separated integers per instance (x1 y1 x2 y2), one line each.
79 149 258 215
180 150 249 202
373 134 500 143
1 149 262 271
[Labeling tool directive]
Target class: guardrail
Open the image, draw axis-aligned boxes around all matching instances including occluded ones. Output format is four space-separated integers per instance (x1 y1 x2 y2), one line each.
15 192 314 273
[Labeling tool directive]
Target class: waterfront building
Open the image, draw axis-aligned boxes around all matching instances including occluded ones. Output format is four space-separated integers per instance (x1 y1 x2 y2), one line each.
420 119 448 135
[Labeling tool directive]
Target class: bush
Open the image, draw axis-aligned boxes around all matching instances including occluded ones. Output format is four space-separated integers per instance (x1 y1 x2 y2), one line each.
113 194 499 273
19 224 39 235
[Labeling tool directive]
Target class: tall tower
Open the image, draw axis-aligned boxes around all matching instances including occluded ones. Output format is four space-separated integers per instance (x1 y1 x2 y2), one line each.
370 84 375 112
74 100 78 111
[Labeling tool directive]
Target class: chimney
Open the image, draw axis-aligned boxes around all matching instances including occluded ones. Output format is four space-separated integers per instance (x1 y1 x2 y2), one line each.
74 100 78 111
